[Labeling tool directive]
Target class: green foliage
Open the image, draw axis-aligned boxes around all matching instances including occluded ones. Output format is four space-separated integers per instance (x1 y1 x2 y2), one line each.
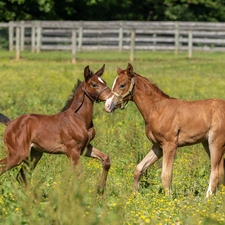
0 50 225 224
0 0 55 21
0 0 225 21
164 0 225 21
0 28 8 49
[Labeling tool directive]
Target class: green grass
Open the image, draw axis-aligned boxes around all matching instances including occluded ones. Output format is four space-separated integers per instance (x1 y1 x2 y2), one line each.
0 50 225 225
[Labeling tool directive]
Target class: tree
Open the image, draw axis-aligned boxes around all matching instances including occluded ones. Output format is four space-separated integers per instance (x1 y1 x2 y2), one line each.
164 0 225 21
0 0 225 22
0 0 55 21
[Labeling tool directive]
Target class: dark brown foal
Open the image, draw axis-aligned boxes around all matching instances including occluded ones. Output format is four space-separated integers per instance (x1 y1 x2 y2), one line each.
0 65 111 193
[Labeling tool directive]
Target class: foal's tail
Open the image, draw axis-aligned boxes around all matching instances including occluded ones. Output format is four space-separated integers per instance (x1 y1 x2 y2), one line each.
0 113 11 125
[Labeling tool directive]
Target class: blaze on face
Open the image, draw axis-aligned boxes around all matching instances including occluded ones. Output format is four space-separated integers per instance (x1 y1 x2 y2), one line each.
105 63 135 112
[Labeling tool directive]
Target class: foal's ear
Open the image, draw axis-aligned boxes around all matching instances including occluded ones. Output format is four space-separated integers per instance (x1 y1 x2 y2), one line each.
95 64 105 77
117 67 122 75
84 65 93 81
127 63 134 76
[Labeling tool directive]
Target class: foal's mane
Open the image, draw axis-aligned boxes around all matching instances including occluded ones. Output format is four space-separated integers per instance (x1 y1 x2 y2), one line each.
135 73 171 98
61 79 82 112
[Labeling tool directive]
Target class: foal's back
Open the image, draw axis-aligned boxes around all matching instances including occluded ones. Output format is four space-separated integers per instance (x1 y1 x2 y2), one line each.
154 97 225 147
3 112 88 154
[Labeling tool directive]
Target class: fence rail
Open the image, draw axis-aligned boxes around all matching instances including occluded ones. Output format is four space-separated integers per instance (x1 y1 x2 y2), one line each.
0 21 225 61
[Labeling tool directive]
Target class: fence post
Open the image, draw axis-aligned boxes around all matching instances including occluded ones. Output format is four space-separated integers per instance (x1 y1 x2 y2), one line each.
174 22 179 54
130 29 135 62
15 27 20 60
36 21 41 53
153 33 157 51
9 21 14 51
20 21 25 51
188 30 193 58
119 21 123 52
78 21 83 52
72 29 77 63
31 22 36 52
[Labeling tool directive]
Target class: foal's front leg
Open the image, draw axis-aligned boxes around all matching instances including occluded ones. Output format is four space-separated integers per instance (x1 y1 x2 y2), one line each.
84 144 110 193
161 143 177 197
133 145 163 193
66 147 82 179
87 125 95 143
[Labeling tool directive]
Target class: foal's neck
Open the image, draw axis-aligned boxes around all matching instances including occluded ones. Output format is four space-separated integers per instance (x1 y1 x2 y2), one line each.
133 74 170 120
70 85 94 128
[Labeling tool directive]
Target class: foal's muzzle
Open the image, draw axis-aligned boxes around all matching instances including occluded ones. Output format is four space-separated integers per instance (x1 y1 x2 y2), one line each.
105 96 116 113
105 95 123 112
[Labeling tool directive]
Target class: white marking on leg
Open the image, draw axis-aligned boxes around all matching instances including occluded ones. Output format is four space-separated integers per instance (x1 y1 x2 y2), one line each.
136 152 156 172
135 150 159 188
206 183 212 197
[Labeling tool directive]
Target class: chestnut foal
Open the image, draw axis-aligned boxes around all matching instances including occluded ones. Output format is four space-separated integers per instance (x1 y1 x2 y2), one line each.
0 65 111 193
105 63 225 197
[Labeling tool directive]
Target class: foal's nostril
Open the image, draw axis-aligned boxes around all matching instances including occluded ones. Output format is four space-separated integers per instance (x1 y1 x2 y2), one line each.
105 99 115 113
105 103 111 112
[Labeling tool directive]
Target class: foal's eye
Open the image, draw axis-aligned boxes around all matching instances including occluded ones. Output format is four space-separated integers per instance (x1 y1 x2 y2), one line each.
92 83 98 88
119 83 126 89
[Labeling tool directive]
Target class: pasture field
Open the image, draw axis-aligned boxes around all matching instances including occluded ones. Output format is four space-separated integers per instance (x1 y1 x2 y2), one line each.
0 50 225 225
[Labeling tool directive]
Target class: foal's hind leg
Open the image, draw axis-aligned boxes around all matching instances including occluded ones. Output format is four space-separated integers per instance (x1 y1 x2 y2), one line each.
84 144 111 193
0 145 29 176
203 141 225 196
220 157 225 186
0 157 10 176
133 145 163 193
206 146 225 197
223 157 225 185
218 156 225 187
202 141 210 158
16 147 43 186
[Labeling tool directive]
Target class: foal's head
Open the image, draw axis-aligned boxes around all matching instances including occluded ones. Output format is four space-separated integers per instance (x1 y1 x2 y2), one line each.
61 65 111 112
105 63 135 112
83 64 111 102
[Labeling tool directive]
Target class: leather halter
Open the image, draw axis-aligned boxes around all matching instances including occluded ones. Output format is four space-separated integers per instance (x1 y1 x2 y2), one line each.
82 86 109 102
111 75 135 109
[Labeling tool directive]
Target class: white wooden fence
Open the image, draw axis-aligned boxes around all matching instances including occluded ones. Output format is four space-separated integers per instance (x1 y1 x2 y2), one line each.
0 21 225 61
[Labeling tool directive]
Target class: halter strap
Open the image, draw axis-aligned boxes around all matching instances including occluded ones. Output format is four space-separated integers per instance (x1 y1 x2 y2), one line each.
111 75 135 109
95 86 110 102
82 86 110 102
